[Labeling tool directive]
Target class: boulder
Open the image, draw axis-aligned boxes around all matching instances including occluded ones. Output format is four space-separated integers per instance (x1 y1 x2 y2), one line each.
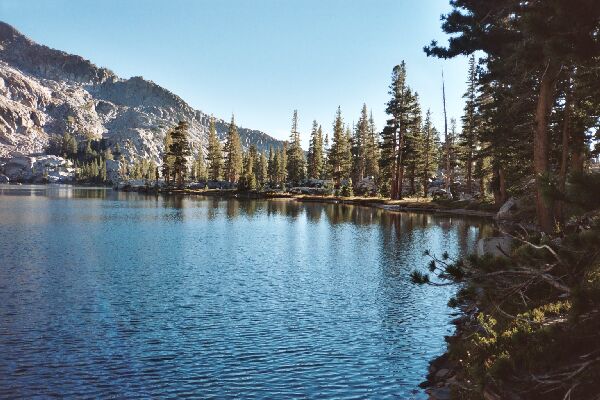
354 176 377 196
206 180 236 190
435 368 451 379
477 236 513 258
427 386 451 400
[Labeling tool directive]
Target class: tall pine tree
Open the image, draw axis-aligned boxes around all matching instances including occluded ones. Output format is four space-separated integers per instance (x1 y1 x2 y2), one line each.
328 107 352 187
207 116 223 181
307 120 324 180
224 115 243 183
286 110 306 185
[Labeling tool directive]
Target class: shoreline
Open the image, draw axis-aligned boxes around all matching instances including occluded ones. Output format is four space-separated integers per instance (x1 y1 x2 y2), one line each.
121 185 499 219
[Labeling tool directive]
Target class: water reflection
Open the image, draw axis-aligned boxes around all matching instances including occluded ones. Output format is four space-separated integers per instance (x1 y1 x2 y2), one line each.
0 185 493 399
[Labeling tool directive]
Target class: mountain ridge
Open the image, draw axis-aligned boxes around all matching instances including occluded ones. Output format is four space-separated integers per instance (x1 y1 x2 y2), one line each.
0 21 283 161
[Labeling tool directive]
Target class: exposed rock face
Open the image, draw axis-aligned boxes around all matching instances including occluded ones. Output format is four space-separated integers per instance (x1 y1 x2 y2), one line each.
1 154 75 182
0 21 283 161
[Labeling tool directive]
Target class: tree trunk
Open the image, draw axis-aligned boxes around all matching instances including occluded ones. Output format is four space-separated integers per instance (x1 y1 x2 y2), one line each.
466 150 473 194
534 61 561 233
409 165 416 195
556 76 572 225
395 132 405 199
571 130 586 174
492 166 507 206
499 167 507 205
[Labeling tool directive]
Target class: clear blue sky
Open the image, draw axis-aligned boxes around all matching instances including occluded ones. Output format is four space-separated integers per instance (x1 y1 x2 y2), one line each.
1 0 467 147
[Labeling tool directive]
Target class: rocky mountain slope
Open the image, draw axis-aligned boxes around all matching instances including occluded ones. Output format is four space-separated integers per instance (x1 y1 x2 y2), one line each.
0 21 282 161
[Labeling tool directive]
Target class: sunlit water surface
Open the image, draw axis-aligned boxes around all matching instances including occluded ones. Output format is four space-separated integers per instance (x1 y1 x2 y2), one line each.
0 185 493 399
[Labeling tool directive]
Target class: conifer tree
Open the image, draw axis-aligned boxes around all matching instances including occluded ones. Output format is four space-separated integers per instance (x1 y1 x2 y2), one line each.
459 55 479 194
286 110 306 186
238 150 257 191
352 104 370 183
224 115 243 183
207 116 223 181
420 110 439 197
444 118 459 193
425 0 600 231
167 120 191 187
403 96 424 195
267 146 278 185
257 152 268 188
195 150 208 182
364 111 380 179
381 62 419 199
278 142 288 185
162 128 174 185
328 107 352 187
307 120 324 180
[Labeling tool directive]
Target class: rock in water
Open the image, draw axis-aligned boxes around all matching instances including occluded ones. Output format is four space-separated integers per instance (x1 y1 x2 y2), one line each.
0 21 282 161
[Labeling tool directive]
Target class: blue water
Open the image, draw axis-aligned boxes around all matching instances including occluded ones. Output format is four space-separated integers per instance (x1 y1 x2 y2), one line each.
0 185 491 399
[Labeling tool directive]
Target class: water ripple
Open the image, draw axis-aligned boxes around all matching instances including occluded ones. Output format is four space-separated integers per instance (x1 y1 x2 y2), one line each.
0 186 492 399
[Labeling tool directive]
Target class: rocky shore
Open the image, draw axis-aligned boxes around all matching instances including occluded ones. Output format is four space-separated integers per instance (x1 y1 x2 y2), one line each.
420 301 479 400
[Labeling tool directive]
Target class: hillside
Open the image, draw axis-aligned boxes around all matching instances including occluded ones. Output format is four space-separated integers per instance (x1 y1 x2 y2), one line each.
0 21 283 161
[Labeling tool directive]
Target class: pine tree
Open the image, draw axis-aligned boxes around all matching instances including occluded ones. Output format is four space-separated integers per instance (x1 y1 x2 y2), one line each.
459 55 479 194
352 104 370 183
381 62 419 199
278 142 288 185
267 146 278 185
257 152 268 188
328 107 352 187
307 120 324 180
207 116 223 181
425 0 600 231
224 115 243 183
286 110 306 186
162 128 174 185
364 111 379 180
420 110 439 197
403 95 424 195
445 118 459 193
195 150 208 182
238 150 257 191
167 120 192 187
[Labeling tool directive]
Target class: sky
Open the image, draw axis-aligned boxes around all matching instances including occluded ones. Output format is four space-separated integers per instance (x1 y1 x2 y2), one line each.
0 0 468 147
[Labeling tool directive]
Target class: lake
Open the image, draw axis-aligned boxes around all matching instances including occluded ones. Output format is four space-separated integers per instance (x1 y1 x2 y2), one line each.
0 185 492 399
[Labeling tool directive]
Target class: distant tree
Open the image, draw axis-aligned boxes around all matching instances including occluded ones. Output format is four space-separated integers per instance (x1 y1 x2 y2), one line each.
403 95 424 195
380 62 420 199
267 146 278 185
327 107 352 187
352 104 370 183
161 128 174 185
194 150 208 182
444 118 459 192
420 110 440 197
207 116 223 180
167 120 191 187
257 151 268 188
223 115 243 183
459 55 479 194
364 111 380 179
286 110 306 186
238 149 257 191
278 142 288 185
307 120 324 180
